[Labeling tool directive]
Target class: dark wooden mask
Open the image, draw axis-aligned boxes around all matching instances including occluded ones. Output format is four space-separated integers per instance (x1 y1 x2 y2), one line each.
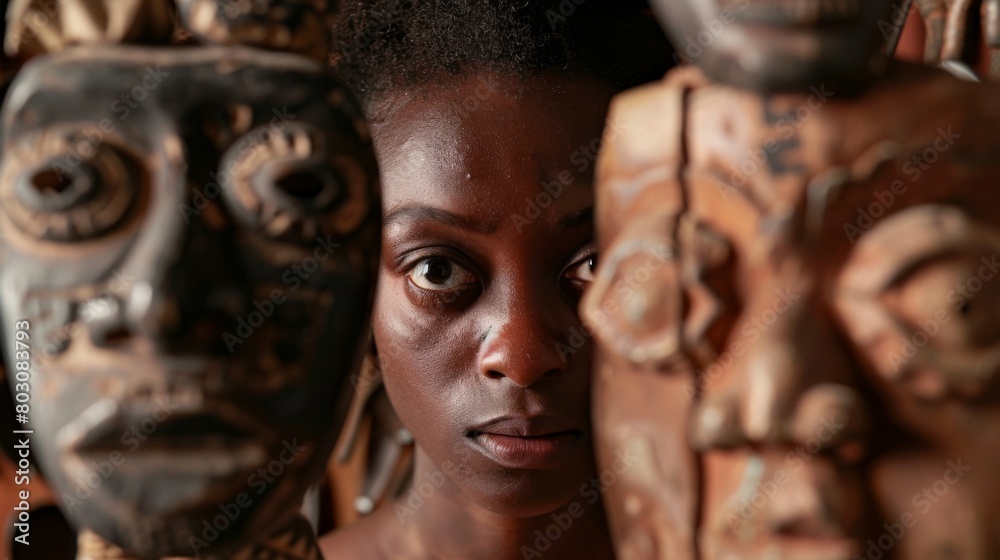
0 43 379 557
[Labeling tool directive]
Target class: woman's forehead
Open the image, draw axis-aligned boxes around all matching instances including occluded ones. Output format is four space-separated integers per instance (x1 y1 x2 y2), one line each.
373 73 609 205
373 73 611 150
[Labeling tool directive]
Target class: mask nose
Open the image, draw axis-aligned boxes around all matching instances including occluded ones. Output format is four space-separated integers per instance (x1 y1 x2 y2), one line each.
87 198 247 354
690 278 868 457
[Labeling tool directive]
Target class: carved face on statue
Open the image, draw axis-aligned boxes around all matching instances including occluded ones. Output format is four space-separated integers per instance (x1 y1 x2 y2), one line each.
648 0 899 92
0 46 378 557
584 64 1000 559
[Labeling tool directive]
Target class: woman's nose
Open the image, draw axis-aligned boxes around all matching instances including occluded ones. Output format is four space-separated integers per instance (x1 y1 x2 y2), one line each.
476 284 575 388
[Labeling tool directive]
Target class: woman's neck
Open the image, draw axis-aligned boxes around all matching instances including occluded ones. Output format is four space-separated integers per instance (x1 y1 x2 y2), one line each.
400 447 615 560
77 514 321 560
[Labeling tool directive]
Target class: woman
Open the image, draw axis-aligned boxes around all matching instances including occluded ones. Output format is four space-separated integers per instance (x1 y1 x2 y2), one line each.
321 1 673 558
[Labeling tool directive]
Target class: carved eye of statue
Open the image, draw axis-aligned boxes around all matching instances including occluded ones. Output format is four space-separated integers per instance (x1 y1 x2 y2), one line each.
220 121 371 244
884 255 1000 351
582 215 735 369
835 205 1000 400
0 131 143 241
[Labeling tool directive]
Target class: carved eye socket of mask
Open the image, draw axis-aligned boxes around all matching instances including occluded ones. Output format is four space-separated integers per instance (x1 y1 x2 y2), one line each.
220 122 370 243
583 215 735 368
836 205 1000 400
0 130 144 241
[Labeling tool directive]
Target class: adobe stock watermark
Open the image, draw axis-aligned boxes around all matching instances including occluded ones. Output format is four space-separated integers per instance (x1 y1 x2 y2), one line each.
337 0 409 63
60 396 182 514
45 122 114 179
521 446 638 559
670 0 749 65
394 459 458 523
558 243 675 363
854 459 970 560
218 0 253 18
178 106 297 224
222 235 341 352
43 64 168 181
887 252 999 374
6 0 91 49
876 1 913 44
719 84 834 198
349 355 381 390
109 65 170 121
44 73 154 180
451 77 502 120
188 439 306 555
545 0 590 29
844 126 960 244
36 269 135 370
946 253 999 313
725 414 847 534
510 116 626 234
685 288 800 402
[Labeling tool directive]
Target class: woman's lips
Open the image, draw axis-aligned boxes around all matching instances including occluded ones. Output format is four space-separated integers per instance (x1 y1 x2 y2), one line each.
470 429 582 469
466 415 584 468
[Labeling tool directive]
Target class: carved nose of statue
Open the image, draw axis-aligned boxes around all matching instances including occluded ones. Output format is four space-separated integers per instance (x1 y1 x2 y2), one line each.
123 280 183 344
691 282 869 459
88 206 247 352
82 277 185 351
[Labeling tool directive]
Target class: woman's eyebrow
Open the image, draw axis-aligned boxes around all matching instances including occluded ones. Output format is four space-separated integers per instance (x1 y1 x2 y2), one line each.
384 204 491 233
553 207 594 234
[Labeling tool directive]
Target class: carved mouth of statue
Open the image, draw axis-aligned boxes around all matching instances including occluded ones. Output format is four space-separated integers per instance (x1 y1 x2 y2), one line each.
722 0 860 26
712 457 864 558
64 403 272 479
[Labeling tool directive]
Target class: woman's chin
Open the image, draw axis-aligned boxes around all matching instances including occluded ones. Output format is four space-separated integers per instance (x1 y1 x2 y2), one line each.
467 471 596 519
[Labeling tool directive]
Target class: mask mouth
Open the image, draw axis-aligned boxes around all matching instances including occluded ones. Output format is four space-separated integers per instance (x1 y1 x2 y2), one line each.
60 397 277 476
54 398 290 516
722 0 861 27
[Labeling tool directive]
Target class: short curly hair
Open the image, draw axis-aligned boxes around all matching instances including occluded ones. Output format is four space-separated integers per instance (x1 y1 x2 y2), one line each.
331 0 673 112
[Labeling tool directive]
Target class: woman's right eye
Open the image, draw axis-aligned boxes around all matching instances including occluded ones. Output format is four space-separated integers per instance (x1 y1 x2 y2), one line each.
407 257 478 291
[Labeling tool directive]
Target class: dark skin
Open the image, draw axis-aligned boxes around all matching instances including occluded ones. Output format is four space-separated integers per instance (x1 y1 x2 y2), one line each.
321 72 615 559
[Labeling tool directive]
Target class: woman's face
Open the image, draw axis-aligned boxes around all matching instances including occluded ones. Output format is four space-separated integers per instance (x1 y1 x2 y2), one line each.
372 72 611 516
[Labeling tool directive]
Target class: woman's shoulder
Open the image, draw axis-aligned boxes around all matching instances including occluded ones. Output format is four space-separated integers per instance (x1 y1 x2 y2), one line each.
319 504 420 560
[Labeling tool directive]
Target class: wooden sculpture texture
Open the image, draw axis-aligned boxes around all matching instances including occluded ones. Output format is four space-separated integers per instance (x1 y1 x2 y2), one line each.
1 1 379 559
915 0 1000 79
584 1 1000 559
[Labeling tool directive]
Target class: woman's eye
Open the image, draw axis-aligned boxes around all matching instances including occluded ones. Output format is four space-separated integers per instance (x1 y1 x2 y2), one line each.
565 255 598 284
408 258 477 291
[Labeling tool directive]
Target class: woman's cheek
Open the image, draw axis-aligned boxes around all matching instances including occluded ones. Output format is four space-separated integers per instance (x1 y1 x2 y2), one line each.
375 276 427 345
374 278 452 392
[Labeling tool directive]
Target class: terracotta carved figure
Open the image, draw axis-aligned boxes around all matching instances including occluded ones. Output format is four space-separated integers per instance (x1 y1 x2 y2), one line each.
584 1 1000 559
0 2 379 559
